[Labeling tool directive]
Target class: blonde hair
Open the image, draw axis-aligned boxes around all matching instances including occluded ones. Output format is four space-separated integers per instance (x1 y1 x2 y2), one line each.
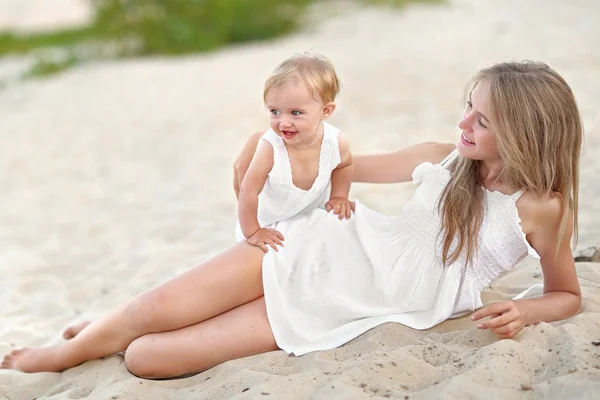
439 61 582 265
263 52 341 104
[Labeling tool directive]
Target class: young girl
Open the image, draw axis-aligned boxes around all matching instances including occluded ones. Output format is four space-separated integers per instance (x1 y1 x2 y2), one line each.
235 53 353 253
2 61 582 379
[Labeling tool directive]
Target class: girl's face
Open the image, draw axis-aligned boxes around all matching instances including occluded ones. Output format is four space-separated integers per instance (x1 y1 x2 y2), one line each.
456 82 501 161
265 83 334 147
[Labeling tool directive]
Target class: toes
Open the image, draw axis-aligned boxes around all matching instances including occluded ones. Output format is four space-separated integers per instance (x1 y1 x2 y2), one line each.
63 321 91 340
62 327 75 340
1 355 13 368
1 348 25 368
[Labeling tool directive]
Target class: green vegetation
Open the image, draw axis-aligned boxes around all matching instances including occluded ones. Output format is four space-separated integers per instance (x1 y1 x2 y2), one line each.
0 0 442 78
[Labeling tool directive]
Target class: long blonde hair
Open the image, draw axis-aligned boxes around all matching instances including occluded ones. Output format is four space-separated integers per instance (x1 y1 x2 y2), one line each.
439 61 582 265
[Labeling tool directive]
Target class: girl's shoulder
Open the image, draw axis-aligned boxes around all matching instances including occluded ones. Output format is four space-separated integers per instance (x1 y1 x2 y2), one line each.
516 190 566 236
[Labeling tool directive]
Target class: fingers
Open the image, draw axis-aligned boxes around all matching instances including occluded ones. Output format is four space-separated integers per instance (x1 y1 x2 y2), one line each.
492 322 523 339
273 230 284 241
345 202 352 219
476 313 513 329
489 321 520 335
271 236 284 248
495 328 522 339
471 301 513 321
471 300 525 339
249 229 285 253
328 200 353 219
337 203 345 220
264 239 279 252
265 231 284 252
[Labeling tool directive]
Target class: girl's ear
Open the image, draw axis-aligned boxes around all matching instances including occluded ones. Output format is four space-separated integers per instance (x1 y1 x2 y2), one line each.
321 102 336 120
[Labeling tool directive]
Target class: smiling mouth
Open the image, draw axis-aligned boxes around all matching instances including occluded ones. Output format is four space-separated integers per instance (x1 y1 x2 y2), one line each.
281 130 298 138
461 133 475 144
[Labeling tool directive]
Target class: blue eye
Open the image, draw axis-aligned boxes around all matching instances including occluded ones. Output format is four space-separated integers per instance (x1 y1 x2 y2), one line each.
270 109 280 116
291 110 302 116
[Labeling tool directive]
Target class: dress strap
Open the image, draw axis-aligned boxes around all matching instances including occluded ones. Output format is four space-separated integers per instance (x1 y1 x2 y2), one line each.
322 121 341 168
260 129 288 183
510 189 525 202
261 129 282 147
440 149 459 169
512 283 543 300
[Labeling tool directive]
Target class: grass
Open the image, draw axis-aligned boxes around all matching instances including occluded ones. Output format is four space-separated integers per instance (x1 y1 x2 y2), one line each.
0 0 443 78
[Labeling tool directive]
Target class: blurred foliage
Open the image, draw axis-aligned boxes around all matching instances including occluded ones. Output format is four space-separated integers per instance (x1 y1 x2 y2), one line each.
0 0 442 77
91 0 315 55
26 53 81 78
0 28 94 54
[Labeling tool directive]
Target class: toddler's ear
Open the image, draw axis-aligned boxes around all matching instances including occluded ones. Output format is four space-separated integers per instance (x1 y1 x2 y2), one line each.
321 102 336 120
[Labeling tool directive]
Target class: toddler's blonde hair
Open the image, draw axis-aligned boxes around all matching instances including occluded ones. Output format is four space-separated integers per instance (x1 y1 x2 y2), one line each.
264 52 341 104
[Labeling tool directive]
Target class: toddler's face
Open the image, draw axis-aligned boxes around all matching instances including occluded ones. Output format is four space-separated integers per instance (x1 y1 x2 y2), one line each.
264 82 331 146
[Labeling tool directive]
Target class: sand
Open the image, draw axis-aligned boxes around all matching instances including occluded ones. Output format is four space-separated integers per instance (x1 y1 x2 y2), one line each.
0 0 91 33
0 0 599 398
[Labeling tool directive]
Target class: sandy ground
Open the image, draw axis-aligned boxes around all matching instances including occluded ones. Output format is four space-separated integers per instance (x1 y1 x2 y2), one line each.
0 0 91 33
0 0 599 399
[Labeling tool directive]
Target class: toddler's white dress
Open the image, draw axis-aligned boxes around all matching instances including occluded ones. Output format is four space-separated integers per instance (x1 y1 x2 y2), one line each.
261 150 541 356
236 122 341 241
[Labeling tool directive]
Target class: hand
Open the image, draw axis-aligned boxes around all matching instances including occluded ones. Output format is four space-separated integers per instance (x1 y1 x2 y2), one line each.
325 197 354 220
471 300 528 339
247 228 284 253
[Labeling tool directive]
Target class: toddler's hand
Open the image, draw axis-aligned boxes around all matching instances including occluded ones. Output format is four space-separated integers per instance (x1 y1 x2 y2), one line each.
325 197 354 220
247 228 285 253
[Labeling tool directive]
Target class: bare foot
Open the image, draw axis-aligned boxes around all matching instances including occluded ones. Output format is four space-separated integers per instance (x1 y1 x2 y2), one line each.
1 346 76 373
62 321 91 340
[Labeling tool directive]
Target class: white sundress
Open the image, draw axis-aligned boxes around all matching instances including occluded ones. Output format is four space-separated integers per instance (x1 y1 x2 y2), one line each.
262 149 541 356
235 122 341 241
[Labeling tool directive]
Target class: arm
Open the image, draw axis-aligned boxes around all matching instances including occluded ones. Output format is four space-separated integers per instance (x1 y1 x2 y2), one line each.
238 140 274 239
326 132 354 219
352 142 456 183
234 130 264 200
472 195 581 338
329 131 353 200
514 196 581 324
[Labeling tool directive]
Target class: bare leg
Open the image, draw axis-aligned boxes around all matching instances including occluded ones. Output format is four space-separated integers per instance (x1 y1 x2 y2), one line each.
1 242 265 373
124 297 278 379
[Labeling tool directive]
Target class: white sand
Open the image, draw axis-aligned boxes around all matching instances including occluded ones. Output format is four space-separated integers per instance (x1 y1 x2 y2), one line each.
1 0 599 398
0 0 91 33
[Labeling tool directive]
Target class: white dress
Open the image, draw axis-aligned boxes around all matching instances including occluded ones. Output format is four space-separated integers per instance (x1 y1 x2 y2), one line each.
261 150 541 356
236 122 341 241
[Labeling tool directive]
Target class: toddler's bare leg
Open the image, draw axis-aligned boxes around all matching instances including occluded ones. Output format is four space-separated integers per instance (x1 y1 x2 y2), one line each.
1 243 265 373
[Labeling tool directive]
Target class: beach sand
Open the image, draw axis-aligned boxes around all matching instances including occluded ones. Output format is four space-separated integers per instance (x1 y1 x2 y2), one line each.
1 0 599 398
0 0 91 33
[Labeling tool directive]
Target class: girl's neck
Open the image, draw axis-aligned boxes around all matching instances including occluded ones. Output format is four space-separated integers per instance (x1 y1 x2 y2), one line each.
480 158 505 190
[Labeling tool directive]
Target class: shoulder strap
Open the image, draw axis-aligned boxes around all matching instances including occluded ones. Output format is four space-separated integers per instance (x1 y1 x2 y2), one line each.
259 129 286 179
321 122 341 168
510 189 525 202
322 121 340 137
261 129 281 146
440 149 459 169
